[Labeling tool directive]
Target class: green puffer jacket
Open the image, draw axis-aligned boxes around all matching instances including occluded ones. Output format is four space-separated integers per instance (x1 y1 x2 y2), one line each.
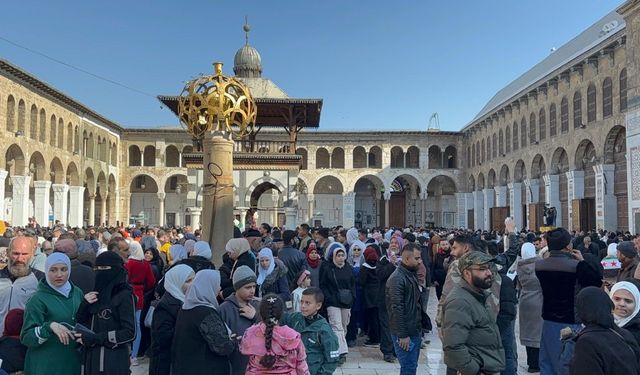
442 280 505 375
280 312 339 375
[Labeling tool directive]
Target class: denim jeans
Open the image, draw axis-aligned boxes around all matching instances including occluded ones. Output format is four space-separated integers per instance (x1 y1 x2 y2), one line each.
131 309 141 358
496 317 517 375
540 320 581 375
391 335 421 375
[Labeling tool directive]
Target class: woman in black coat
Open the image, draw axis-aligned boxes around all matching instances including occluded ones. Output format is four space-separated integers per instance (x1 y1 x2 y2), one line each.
149 264 195 375
359 245 380 345
75 251 136 375
570 287 640 375
172 270 236 375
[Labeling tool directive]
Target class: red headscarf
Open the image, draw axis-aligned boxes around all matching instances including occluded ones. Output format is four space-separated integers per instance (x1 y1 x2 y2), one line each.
306 243 320 269
364 246 379 264
3 309 24 338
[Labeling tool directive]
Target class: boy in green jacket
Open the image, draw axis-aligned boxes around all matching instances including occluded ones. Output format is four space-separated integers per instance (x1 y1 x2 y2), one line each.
280 287 339 375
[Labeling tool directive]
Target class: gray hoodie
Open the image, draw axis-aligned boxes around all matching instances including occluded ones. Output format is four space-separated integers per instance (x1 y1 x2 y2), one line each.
219 294 261 375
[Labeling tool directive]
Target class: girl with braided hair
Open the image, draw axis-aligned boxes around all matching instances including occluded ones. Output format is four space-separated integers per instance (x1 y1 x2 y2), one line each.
241 294 310 375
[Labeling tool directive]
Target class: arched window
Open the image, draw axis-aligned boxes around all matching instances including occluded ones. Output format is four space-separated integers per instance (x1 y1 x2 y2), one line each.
505 127 511 153
353 147 367 168
481 139 486 164
368 146 382 168
573 91 582 129
550 103 557 136
467 146 471 167
539 108 546 141
512 122 519 151
560 97 569 133
39 109 46 143
406 146 420 168
17 100 25 134
296 148 308 170
50 115 57 146
315 148 330 169
529 113 536 144
492 133 497 159
471 143 476 167
58 118 64 149
30 104 38 140
67 123 73 153
602 77 613 118
331 147 345 169
6 95 15 132
587 83 596 123
520 118 527 148
620 68 628 112
498 129 504 156
143 145 156 166
390 146 404 168
486 137 491 162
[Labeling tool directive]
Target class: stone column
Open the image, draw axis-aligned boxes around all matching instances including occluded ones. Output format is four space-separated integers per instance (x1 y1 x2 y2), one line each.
465 192 474 229
0 170 7 221
51 184 69 225
528 179 541 203
594 164 617 230
344 149 353 169
508 182 523 230
342 192 355 228
10 175 30 227
285 207 297 230
270 190 279 226
495 186 508 207
190 207 203 231
455 192 466 228
157 192 166 227
34 180 52 227
201 132 234 266
99 193 108 226
421 192 428 228
384 191 391 227
87 194 96 226
473 190 484 230
307 194 315 225
483 188 495 230
544 174 562 228
566 170 585 230
68 186 85 227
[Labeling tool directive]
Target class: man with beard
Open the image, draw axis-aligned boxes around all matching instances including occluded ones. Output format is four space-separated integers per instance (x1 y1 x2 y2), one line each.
0 236 44 333
385 243 423 375
442 251 505 375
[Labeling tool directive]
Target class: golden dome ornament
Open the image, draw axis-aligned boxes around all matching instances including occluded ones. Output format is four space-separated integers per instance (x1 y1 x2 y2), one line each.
178 62 257 140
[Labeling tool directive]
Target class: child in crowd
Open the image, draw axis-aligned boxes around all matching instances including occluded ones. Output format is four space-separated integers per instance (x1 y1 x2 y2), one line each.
241 294 309 375
291 270 311 312
281 287 340 375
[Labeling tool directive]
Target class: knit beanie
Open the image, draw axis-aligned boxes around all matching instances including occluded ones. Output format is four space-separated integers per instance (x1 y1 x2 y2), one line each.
546 228 572 251
232 265 257 290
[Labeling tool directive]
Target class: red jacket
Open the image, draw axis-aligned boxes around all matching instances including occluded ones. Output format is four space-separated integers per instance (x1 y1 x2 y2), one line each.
125 259 156 310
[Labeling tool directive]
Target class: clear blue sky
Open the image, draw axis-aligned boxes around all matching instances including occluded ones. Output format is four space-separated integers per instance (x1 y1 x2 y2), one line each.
0 1 621 131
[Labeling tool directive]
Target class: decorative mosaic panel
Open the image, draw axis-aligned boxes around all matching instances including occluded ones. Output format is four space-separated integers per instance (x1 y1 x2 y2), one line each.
631 146 640 201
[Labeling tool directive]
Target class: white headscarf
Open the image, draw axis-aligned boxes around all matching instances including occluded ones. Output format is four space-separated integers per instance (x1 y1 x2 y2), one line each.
193 241 212 260
610 281 640 328
607 243 618 258
45 252 72 297
182 270 221 310
128 241 144 261
163 264 194 302
346 228 359 246
257 248 275 286
348 240 366 267
521 242 537 260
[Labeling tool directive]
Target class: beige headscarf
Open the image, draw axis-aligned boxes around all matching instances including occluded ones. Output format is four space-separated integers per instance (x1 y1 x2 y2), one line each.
225 238 251 258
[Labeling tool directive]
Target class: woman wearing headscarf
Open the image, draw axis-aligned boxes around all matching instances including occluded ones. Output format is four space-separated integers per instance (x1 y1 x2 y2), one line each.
516 242 543 373
305 243 322 288
0 309 27 373
75 251 136 375
125 241 156 365
221 238 255 298
172 270 236 374
345 240 365 347
256 248 290 302
144 247 164 282
319 242 355 364
571 287 640 375
179 241 215 274
610 281 640 344
20 253 84 375
184 239 196 256
359 245 380 346
168 244 188 266
149 264 194 375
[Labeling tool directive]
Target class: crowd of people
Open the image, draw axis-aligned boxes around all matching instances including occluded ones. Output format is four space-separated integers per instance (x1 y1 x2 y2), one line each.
1 218 640 374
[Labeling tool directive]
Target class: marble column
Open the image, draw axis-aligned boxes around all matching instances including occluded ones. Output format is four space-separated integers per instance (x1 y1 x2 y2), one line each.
566 170 585 230
87 195 96 226
33 180 52 227
384 191 391 227
190 207 203 231
0 170 8 221
308 194 315 225
342 192 355 228
465 192 474 229
52 184 69 225
100 193 108 227
421 192 428 228
68 186 85 228
10 175 30 227
525 179 540 204
473 190 484 230
483 188 495 230
544 174 562 227
594 164 617 230
495 186 508 207
508 182 523 231
285 207 297 230
455 192 466 228
157 192 166 227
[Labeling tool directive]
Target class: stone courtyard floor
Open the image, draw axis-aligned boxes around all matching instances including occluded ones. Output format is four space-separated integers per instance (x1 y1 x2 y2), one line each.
132 287 532 375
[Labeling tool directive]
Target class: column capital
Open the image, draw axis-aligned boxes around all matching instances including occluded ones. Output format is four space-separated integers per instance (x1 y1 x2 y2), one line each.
420 191 428 200
157 192 166 200
593 163 616 174
342 191 355 198
69 185 85 193
383 191 391 200
51 183 70 192
565 169 585 180
88 194 96 200
543 174 560 184
34 180 52 189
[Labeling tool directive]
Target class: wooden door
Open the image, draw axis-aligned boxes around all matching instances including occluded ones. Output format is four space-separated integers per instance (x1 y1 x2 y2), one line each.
490 207 510 232
572 199 582 232
573 198 596 231
467 209 474 230
389 193 406 227
528 203 544 231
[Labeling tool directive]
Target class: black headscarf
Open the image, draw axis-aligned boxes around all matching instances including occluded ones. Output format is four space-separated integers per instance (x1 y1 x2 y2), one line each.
576 286 615 328
90 251 130 314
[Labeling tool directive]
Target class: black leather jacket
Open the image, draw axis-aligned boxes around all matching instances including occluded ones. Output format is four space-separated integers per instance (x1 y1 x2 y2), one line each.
385 263 422 338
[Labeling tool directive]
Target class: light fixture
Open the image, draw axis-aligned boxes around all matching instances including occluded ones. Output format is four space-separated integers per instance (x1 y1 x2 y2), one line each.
580 123 586 129
15 130 23 137
140 183 146 190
